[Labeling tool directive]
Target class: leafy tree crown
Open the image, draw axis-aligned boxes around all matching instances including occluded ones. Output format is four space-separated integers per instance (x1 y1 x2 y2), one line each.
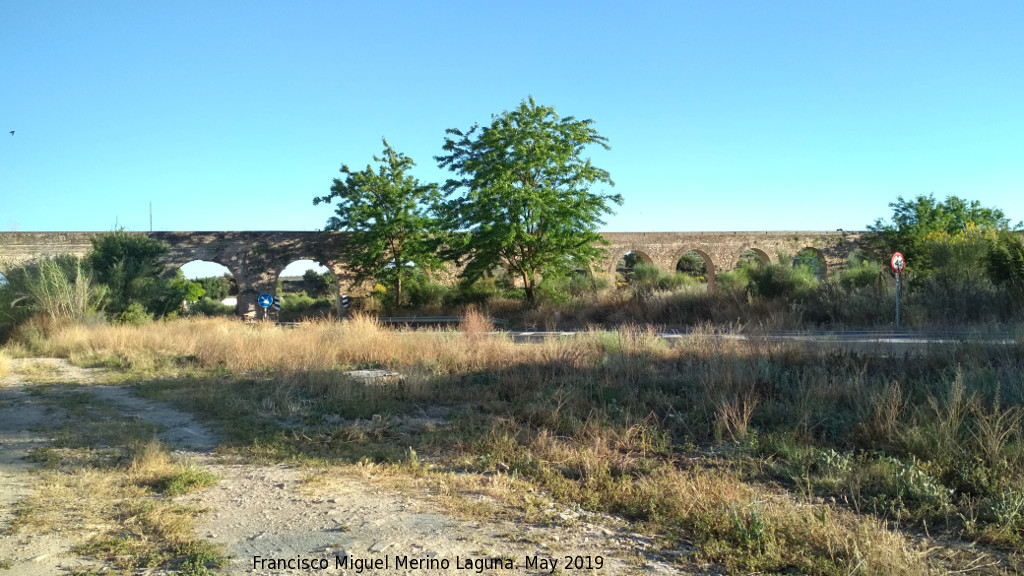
436 97 621 300
314 139 443 307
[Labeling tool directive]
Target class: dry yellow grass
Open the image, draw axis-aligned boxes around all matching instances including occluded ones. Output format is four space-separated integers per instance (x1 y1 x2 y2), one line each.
8 438 219 571
11 462 203 558
19 317 1007 572
0 350 8 379
37 315 707 376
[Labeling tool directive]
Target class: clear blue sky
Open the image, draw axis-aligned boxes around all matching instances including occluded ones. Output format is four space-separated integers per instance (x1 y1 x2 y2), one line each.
3 1 1022 240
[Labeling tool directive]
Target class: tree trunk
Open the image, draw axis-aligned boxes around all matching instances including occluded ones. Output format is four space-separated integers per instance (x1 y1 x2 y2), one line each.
524 272 536 304
395 274 402 309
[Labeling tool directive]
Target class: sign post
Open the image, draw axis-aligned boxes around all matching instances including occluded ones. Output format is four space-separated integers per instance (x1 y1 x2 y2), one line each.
257 293 273 321
890 253 905 328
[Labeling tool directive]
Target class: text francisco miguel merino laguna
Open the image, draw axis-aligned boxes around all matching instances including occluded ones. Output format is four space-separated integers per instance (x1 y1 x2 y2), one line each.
253 552 605 572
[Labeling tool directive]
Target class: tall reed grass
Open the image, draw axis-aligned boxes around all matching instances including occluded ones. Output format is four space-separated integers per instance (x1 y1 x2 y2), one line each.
0 257 106 345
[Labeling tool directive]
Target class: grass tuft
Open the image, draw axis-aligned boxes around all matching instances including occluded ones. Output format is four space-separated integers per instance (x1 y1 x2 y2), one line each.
131 440 218 496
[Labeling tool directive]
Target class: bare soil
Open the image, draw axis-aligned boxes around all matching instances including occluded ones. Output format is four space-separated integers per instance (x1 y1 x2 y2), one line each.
0 359 683 575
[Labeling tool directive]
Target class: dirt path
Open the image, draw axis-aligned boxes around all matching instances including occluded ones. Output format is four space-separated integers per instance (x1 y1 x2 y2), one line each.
1 359 682 575
0 359 101 575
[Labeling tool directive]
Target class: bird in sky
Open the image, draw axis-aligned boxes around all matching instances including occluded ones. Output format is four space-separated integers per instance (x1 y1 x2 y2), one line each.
8 131 12 136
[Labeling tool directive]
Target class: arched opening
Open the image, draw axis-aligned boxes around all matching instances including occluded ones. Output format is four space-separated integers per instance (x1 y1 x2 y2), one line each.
737 248 771 269
793 248 826 279
675 250 715 284
179 260 237 316
0 271 7 287
615 251 654 285
277 259 337 321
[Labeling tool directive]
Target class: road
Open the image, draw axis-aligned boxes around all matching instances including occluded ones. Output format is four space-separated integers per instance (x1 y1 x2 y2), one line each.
506 329 1020 353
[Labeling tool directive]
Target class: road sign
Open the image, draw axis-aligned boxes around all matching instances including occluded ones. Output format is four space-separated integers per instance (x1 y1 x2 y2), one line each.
272 296 281 311
342 294 350 310
891 252 905 274
257 293 273 308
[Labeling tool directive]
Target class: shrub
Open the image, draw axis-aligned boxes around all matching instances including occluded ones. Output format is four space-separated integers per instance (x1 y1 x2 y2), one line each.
716 269 749 293
447 275 510 308
537 271 605 306
839 260 885 291
627 261 701 296
117 302 153 326
745 262 817 301
923 223 995 287
188 298 235 317
986 231 1024 290
403 271 450 310
279 292 334 321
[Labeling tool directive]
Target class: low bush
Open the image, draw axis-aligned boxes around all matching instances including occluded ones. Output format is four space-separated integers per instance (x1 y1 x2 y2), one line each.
279 292 334 321
117 302 153 326
187 298 235 317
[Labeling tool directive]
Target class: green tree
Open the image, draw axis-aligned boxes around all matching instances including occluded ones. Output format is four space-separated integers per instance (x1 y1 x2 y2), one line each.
87 230 169 314
154 269 206 317
437 97 621 303
302 269 336 298
867 194 1014 271
314 139 443 308
194 275 232 301
87 230 205 318
676 252 707 278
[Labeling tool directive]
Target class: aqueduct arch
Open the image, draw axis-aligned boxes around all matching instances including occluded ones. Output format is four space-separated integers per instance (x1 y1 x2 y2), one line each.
672 248 716 287
793 246 828 278
275 257 350 317
737 247 772 267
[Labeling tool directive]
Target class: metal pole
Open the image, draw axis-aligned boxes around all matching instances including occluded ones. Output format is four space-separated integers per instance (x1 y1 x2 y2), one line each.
895 273 901 329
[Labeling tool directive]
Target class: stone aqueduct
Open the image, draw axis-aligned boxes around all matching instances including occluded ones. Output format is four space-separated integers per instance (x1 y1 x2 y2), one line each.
0 231 865 317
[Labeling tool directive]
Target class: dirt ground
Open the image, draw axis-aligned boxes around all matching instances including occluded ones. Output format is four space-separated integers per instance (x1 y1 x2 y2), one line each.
0 358 683 575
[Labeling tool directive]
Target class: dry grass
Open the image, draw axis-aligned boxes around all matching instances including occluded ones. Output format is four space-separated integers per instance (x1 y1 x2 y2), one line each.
9 446 220 572
0 350 8 379
11 317 1024 572
5 388 223 573
459 305 494 335
35 315 690 376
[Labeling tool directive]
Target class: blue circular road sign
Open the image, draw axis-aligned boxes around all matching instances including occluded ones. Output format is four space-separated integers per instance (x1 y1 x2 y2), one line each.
257 293 273 308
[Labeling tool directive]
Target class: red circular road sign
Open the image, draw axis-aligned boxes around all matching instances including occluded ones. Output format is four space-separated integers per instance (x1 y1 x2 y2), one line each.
891 252 906 274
